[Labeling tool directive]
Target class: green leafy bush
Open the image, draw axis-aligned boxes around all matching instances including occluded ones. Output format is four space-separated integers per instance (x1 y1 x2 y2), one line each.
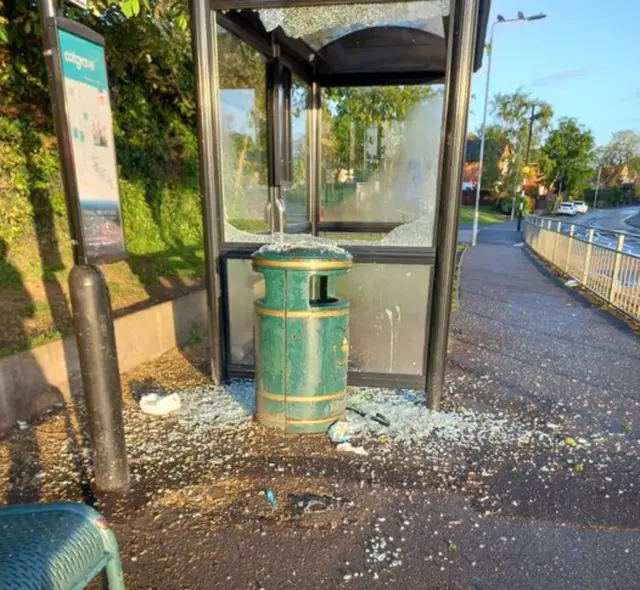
495 195 532 215
0 3 203 269
0 118 66 243
158 185 203 247
119 179 165 254
0 119 32 244
497 196 513 215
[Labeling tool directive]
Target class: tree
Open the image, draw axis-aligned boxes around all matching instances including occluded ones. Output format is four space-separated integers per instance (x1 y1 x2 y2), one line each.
627 155 640 178
326 86 436 125
531 149 555 185
323 86 437 179
601 129 640 168
477 124 509 193
541 118 596 197
490 89 553 195
492 90 553 151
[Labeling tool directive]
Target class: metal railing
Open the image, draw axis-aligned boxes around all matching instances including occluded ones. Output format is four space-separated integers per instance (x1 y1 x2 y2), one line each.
523 216 640 321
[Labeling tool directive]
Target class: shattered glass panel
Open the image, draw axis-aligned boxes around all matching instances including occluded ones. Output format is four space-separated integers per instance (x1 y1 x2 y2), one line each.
320 232 387 242
215 26 270 240
257 1 448 48
320 89 444 246
303 18 444 52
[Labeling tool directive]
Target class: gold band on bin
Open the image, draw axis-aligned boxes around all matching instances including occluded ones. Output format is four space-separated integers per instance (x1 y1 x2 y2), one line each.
258 390 347 403
259 414 345 427
252 258 352 271
254 305 348 319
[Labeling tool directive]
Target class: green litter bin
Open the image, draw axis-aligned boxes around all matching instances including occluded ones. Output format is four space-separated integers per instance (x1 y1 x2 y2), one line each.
252 244 353 434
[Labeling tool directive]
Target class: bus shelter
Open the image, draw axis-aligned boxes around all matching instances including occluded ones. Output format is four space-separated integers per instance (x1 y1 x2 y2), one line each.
190 0 490 409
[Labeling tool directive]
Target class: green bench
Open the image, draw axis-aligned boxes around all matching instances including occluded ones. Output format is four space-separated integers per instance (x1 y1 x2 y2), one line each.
0 502 124 589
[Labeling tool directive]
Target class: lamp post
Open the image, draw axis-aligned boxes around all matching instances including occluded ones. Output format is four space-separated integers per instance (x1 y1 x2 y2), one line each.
471 11 547 247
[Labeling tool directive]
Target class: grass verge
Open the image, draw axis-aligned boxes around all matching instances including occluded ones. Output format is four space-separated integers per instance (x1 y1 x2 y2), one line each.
458 205 508 226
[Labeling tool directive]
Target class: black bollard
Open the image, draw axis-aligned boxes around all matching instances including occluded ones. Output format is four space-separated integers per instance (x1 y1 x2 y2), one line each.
517 201 524 231
69 265 129 491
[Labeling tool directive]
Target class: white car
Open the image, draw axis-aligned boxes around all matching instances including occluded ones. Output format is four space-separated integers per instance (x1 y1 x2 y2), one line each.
557 202 577 216
573 201 589 214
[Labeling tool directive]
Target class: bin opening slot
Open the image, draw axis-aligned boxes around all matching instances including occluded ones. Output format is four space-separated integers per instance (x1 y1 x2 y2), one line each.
309 275 337 306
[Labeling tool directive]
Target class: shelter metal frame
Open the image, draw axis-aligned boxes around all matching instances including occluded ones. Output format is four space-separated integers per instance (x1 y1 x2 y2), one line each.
190 0 487 406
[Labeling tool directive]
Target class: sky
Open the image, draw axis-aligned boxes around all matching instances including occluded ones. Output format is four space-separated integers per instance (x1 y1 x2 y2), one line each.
221 89 306 141
221 90 257 138
467 0 640 147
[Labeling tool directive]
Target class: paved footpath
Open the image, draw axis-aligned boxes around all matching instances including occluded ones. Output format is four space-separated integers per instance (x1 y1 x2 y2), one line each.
451 222 639 435
439 221 640 589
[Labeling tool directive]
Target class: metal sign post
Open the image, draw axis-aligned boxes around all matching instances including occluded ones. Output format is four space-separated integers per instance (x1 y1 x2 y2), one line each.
39 0 129 491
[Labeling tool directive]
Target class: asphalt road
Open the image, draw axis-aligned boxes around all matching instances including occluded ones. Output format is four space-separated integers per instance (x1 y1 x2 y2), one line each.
551 205 640 256
582 205 640 233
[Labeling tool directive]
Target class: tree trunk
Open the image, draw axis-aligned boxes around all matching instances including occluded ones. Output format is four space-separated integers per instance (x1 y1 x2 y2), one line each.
234 134 251 189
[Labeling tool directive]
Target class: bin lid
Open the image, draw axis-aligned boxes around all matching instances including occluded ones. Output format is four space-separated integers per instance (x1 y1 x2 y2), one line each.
252 242 353 271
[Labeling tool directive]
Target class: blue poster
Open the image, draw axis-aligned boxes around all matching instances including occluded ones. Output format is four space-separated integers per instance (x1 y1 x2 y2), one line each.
58 29 126 262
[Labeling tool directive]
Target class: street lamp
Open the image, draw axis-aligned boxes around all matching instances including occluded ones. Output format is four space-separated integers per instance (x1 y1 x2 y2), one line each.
471 11 547 247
